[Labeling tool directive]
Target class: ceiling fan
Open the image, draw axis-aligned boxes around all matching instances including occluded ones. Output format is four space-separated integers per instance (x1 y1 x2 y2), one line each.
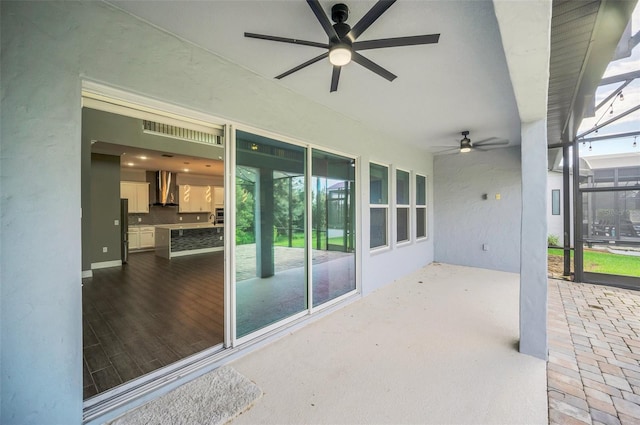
244 0 440 92
435 131 510 154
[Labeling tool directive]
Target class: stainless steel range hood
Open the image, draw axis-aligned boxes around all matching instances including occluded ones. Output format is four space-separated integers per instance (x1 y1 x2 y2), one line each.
155 170 178 206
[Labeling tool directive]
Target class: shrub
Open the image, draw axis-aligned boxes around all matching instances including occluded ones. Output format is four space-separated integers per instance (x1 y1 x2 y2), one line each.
548 234 560 247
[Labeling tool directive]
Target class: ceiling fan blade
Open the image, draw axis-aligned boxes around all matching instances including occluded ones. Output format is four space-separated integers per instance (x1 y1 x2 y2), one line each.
351 52 397 82
306 0 339 42
353 34 440 51
330 66 341 92
474 138 509 147
275 52 329 79
244 33 328 49
347 0 397 42
434 147 461 155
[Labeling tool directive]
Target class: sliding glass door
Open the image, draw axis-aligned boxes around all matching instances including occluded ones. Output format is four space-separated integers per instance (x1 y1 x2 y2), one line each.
311 150 356 307
235 131 307 338
234 131 357 339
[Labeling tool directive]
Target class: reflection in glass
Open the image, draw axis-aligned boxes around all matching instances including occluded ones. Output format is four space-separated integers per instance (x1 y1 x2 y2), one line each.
235 131 307 337
397 207 409 242
416 175 427 238
396 170 410 205
312 150 356 307
370 209 387 248
581 190 640 278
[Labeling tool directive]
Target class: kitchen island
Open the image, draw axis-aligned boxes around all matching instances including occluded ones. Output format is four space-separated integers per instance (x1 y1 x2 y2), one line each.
155 223 224 259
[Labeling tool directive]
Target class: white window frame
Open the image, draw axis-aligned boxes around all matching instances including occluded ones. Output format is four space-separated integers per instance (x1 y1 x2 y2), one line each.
369 161 390 251
415 173 428 240
396 167 411 245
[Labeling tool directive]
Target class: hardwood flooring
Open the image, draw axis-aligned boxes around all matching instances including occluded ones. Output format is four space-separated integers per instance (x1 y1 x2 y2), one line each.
82 251 224 399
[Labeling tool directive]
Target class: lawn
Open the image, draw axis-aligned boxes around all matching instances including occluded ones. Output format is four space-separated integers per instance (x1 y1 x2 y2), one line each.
548 248 640 277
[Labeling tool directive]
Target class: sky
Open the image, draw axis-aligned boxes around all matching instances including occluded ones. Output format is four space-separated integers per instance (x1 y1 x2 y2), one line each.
577 2 640 158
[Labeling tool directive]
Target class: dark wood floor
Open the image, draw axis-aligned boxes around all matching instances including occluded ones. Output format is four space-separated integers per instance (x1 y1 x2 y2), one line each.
82 251 224 399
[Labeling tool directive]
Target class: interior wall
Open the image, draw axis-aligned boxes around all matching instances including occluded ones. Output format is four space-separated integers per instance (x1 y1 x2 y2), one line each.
90 153 122 265
1 2 434 423
434 146 522 273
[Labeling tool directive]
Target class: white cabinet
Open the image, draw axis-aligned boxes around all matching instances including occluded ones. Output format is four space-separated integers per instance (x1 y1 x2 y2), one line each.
213 186 224 207
128 226 155 251
121 181 150 213
178 185 212 213
138 226 155 249
128 230 140 250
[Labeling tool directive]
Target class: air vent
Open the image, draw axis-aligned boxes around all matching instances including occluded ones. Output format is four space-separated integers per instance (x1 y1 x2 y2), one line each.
143 120 222 146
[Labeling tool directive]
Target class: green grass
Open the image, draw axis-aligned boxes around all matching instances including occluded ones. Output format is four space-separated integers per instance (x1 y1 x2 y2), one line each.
274 233 347 249
548 248 640 277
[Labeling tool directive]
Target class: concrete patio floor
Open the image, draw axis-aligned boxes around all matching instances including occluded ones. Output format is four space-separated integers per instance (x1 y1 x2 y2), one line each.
229 263 548 424
548 279 640 425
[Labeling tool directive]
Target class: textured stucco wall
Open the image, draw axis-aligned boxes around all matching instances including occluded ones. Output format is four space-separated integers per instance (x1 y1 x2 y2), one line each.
434 146 522 273
547 171 574 246
0 2 434 423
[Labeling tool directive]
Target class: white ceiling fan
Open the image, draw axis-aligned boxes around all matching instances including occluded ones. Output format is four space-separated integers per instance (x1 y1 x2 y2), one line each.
434 131 510 155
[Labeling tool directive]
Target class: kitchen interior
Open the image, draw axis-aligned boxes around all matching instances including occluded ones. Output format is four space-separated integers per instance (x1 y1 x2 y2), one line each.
81 107 226 399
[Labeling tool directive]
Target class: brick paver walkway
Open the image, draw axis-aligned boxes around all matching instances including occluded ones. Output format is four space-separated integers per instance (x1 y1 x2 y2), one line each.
548 279 640 425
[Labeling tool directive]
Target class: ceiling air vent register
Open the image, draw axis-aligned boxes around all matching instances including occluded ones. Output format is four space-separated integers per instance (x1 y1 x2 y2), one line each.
142 120 222 146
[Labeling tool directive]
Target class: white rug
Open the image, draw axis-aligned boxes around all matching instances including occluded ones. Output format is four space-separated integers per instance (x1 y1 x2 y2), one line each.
109 366 262 425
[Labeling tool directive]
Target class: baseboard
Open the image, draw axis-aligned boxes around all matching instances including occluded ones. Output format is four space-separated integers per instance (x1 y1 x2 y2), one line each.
82 270 93 278
91 260 122 270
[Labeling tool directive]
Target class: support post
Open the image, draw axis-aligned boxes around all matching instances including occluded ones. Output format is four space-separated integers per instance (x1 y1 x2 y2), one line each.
562 143 571 276
520 119 548 360
256 169 275 278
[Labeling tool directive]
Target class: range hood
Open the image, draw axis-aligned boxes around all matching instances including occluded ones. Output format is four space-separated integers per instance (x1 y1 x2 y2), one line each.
155 170 178 206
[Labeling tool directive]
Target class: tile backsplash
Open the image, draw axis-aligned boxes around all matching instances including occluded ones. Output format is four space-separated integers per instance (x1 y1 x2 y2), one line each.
128 205 215 226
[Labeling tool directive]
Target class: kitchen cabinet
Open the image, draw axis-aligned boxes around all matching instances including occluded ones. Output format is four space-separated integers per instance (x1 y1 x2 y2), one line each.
178 185 212 213
213 186 224 207
128 226 155 251
121 181 150 213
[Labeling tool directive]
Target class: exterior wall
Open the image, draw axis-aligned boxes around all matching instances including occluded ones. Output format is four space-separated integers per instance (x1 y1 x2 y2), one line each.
0 2 434 424
547 170 574 246
433 146 522 273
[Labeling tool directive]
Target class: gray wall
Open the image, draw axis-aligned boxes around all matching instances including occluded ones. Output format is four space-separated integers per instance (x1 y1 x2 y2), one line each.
90 154 122 264
434 146 522 273
1 2 434 423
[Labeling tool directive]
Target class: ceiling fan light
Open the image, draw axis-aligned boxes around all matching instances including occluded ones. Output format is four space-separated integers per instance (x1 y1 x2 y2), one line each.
460 146 471 153
329 45 352 66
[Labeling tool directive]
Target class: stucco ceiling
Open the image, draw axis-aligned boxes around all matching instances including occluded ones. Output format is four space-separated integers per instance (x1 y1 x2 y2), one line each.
106 0 551 152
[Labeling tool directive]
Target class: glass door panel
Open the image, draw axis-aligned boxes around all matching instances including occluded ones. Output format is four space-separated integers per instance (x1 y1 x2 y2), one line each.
581 190 640 278
235 131 307 337
311 150 356 307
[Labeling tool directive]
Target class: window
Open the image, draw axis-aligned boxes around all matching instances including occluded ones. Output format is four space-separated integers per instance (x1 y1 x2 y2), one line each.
370 163 389 249
416 174 427 239
552 189 560 215
396 169 410 243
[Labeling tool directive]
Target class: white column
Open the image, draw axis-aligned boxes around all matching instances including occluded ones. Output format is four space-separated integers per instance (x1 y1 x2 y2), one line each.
520 119 548 360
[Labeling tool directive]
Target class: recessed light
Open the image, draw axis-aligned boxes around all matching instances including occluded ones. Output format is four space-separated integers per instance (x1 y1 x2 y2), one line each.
127 162 135 167
139 155 148 160
183 168 189 172
206 164 211 168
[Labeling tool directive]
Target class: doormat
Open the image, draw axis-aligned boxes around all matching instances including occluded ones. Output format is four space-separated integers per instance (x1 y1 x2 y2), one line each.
109 366 262 425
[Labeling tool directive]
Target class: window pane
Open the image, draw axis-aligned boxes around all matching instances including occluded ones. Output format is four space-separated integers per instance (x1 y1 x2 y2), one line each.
370 163 388 204
312 150 356 307
552 189 560 215
417 207 426 238
370 208 387 248
235 130 307 338
397 207 409 242
416 175 426 205
396 170 410 205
